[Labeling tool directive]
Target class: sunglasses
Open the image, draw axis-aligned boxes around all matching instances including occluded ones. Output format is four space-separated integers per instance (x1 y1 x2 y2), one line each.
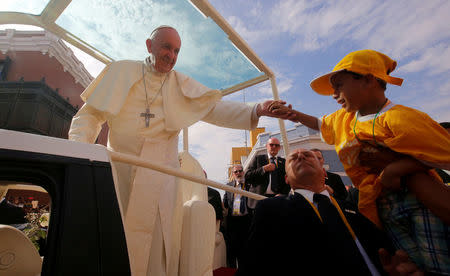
269 144 280 147
233 169 243 173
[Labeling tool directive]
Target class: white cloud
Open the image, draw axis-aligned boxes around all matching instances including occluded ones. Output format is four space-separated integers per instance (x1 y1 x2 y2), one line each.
226 15 275 46
257 77 293 96
416 96 450 122
399 43 450 76
185 121 250 183
266 0 450 67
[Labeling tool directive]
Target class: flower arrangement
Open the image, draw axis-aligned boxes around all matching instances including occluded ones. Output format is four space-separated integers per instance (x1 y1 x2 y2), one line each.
23 210 49 251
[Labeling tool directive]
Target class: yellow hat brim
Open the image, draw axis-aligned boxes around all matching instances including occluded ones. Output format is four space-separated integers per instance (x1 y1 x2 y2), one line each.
310 69 345 96
310 69 403 96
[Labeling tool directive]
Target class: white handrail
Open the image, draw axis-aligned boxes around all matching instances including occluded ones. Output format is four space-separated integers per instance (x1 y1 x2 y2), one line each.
108 150 267 200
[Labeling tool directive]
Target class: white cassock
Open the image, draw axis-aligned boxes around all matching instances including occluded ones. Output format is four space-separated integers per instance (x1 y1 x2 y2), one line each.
69 59 259 276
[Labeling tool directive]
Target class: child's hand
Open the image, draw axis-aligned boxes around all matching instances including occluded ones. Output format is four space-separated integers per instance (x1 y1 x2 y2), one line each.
379 248 424 276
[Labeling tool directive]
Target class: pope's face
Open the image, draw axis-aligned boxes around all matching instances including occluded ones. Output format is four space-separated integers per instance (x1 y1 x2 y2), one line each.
147 28 181 73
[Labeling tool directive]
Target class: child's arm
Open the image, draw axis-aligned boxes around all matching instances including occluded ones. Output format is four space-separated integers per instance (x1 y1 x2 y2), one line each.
380 157 429 190
405 172 450 225
269 101 319 130
381 158 450 225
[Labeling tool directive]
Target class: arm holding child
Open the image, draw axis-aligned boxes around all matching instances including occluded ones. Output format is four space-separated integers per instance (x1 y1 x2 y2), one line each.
359 148 450 225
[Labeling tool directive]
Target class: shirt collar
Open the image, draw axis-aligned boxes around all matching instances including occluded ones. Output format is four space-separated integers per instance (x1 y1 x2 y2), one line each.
294 188 330 203
268 154 278 159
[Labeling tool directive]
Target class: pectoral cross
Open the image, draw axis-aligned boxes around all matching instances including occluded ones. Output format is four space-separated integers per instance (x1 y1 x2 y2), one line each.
140 108 155 127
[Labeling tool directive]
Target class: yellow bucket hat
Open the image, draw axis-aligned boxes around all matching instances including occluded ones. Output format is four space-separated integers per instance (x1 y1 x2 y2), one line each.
310 49 404 95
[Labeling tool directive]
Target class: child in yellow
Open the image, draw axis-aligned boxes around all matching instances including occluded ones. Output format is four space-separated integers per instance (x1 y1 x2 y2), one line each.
270 50 450 274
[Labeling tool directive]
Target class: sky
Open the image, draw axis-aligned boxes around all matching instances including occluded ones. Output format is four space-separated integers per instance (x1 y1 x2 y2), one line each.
194 0 450 185
2 0 450 190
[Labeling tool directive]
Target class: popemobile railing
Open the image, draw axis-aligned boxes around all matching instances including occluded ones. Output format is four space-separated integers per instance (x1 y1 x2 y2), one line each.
108 150 267 201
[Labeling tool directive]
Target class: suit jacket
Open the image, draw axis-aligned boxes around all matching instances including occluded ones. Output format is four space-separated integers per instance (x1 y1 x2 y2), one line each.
0 199 27 225
223 180 250 217
208 187 224 220
326 171 348 201
245 154 290 209
236 193 393 276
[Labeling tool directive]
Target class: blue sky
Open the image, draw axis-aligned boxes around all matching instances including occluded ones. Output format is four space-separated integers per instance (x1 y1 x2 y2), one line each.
2 0 449 187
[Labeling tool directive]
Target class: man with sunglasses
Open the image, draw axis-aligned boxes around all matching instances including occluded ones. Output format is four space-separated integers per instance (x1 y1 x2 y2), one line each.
223 164 251 268
245 138 290 211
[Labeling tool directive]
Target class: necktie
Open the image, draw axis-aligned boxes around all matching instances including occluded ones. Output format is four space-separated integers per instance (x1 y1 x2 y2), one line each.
233 182 247 215
313 193 335 222
269 157 279 191
313 193 370 274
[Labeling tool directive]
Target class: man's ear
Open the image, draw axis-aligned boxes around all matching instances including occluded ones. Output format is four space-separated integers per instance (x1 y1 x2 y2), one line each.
146 39 152 54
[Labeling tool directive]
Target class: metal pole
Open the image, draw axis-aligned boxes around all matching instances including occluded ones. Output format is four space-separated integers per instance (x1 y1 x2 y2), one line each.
269 76 290 156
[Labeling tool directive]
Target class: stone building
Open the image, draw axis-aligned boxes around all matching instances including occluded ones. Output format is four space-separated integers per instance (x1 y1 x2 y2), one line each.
0 28 107 143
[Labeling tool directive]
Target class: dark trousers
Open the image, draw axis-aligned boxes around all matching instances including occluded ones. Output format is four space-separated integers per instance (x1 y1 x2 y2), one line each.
225 214 251 268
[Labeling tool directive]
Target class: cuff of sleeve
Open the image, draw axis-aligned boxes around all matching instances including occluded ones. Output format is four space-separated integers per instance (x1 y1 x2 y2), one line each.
250 103 260 129
318 116 325 142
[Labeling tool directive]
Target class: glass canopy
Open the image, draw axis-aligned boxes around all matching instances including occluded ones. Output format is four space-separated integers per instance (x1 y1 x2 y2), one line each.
1 0 49 15
1 0 265 91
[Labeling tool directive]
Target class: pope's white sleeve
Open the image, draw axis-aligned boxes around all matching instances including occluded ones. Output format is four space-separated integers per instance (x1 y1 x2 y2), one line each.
68 103 106 143
201 100 259 130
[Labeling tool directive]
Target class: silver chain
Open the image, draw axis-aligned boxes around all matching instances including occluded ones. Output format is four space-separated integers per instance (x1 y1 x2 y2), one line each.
142 63 166 111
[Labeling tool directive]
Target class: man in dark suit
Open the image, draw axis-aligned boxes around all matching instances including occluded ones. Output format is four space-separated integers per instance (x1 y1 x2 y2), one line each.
311 148 348 200
223 164 251 268
245 138 290 210
236 148 422 276
0 197 28 225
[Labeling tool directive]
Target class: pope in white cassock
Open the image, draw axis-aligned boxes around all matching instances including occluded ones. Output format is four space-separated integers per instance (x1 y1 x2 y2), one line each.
69 26 284 276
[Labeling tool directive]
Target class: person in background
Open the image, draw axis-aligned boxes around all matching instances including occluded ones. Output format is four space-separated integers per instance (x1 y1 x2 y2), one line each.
245 138 290 212
223 164 251 268
0 196 27 225
311 148 348 200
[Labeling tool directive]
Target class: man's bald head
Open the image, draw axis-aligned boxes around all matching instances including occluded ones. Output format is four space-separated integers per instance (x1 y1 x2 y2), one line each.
285 148 326 192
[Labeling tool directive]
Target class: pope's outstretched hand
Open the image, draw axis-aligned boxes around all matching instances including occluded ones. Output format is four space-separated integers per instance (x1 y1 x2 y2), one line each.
257 100 296 120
